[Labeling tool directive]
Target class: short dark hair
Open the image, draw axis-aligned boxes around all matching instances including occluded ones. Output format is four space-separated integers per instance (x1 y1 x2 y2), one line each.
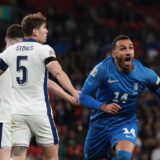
6 24 24 38
21 12 46 36
112 35 130 50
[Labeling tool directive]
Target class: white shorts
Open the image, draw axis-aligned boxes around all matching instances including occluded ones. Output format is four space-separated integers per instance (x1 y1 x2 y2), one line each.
0 122 11 148
11 115 59 147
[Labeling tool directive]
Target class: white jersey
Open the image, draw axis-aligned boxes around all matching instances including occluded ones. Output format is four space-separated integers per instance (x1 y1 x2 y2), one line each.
0 68 14 122
1 41 56 116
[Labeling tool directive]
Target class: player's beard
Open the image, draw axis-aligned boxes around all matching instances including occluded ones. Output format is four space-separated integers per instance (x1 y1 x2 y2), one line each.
115 56 133 73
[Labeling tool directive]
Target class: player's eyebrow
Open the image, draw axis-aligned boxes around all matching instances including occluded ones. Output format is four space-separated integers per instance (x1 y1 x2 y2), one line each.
117 45 127 49
119 45 126 48
118 43 133 48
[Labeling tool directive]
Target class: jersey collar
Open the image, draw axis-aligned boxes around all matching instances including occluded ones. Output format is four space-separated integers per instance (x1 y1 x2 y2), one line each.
23 38 38 42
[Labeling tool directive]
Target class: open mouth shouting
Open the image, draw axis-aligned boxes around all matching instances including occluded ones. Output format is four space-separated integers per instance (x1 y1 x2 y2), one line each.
124 57 132 67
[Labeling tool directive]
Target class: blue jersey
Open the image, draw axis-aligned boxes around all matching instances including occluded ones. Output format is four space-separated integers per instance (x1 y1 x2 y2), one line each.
80 56 160 128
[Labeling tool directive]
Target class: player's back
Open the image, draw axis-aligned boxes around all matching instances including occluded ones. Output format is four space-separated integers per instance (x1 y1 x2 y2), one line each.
2 40 54 116
0 69 14 122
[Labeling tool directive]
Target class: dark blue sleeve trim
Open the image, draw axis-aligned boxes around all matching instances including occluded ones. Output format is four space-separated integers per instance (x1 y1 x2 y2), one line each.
45 57 57 65
80 91 104 110
0 58 8 71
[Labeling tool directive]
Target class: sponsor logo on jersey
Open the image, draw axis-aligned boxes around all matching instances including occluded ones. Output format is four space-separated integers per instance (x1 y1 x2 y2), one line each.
90 67 97 77
108 79 119 83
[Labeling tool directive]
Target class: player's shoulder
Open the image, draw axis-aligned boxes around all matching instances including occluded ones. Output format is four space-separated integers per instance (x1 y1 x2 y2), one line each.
1 44 16 55
37 43 51 48
32 44 56 59
92 56 113 76
134 58 158 82
133 58 153 73
37 44 54 52
96 56 113 71
98 56 112 66
133 58 143 67
7 43 18 51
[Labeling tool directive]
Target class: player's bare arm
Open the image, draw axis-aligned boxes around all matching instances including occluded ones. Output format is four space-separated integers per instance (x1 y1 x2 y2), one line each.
47 61 79 100
48 79 80 105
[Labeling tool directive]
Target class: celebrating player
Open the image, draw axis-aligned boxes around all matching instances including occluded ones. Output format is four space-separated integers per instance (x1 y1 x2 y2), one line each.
80 35 160 160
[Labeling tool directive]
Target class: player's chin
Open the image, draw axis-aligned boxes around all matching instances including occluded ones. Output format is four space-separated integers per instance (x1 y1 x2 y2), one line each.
123 63 133 72
122 59 132 69
124 61 132 67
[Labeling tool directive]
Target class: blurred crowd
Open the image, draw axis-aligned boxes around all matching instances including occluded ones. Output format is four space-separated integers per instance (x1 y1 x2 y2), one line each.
1 0 160 159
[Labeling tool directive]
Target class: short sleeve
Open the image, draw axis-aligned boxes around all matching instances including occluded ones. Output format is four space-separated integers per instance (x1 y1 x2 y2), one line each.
39 45 56 62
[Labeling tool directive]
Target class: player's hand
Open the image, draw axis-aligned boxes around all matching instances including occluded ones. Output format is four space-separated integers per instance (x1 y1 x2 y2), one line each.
69 96 80 106
100 103 121 114
73 90 81 103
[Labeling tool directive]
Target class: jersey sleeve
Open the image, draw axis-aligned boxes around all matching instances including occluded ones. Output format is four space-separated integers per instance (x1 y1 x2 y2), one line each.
0 50 9 71
80 62 105 110
145 67 160 97
39 45 57 65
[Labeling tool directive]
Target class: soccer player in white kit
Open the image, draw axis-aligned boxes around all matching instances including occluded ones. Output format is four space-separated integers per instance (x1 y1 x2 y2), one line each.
0 24 24 160
0 12 79 160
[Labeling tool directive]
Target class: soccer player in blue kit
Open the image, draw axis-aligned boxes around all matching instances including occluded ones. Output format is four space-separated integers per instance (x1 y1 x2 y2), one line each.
80 35 160 160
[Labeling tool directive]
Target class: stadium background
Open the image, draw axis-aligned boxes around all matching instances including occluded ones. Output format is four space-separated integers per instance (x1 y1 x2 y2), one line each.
0 0 160 159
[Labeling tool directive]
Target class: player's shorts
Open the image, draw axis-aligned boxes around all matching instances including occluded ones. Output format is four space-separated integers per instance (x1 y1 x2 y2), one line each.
0 122 11 149
84 121 138 160
12 114 59 147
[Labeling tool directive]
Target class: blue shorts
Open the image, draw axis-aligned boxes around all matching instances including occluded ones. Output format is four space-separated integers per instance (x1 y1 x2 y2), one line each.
84 121 138 160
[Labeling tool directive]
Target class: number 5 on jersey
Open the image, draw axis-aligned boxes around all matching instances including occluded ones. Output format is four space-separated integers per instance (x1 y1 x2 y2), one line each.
16 56 28 85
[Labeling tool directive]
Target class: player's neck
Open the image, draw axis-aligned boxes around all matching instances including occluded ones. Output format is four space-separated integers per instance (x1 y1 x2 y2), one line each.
6 38 22 48
25 36 36 40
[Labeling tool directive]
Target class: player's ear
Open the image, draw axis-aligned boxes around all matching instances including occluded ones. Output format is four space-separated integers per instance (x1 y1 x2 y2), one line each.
5 37 7 44
33 28 38 36
112 50 116 58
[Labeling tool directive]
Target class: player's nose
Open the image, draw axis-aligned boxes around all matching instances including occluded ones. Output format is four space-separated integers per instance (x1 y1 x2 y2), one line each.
45 28 48 34
125 49 132 56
